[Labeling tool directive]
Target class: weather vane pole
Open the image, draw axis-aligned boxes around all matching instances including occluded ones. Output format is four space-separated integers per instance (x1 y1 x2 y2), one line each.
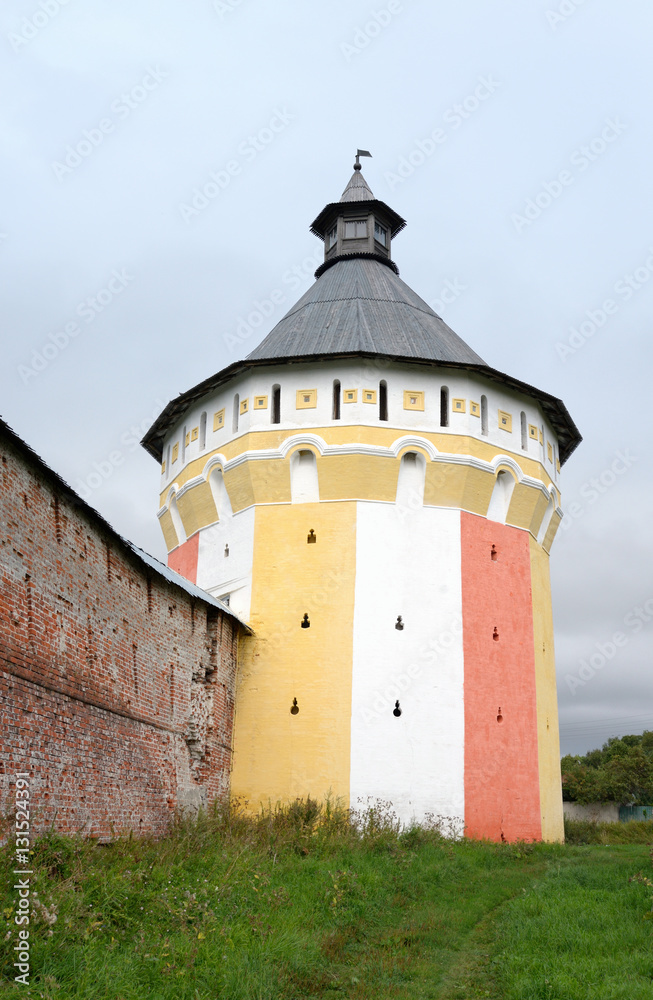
354 149 372 170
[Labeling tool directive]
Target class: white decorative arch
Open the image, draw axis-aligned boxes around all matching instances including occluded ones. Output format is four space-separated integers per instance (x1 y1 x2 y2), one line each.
537 485 558 544
202 453 230 480
396 451 426 507
290 448 319 503
487 469 517 524
208 466 233 520
390 435 440 461
489 454 524 482
279 433 328 459
165 486 187 545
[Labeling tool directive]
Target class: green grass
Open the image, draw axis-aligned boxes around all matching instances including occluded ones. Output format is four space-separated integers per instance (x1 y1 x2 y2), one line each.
1 803 652 999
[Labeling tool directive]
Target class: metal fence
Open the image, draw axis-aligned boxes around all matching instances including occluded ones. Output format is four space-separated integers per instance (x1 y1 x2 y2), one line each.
619 805 653 822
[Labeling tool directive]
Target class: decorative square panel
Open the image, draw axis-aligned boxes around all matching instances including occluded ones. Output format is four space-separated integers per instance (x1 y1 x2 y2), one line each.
452 398 466 413
343 389 358 403
403 390 425 411
498 410 512 432
254 395 268 409
213 409 225 431
296 389 317 408
362 389 377 404
470 401 480 417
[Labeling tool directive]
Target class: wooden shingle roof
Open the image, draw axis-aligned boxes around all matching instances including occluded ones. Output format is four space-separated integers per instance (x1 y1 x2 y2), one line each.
246 257 486 365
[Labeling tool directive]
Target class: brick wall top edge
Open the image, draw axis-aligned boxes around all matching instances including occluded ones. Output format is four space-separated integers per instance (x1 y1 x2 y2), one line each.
0 417 248 632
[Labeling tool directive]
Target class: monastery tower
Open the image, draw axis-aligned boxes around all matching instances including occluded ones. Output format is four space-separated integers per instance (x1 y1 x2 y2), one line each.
142 157 581 842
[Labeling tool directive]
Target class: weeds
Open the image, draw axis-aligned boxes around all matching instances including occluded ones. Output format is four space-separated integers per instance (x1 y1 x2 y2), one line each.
1 802 652 999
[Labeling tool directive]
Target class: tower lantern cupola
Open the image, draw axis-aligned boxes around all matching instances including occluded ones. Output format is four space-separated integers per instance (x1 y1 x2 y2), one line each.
310 150 406 277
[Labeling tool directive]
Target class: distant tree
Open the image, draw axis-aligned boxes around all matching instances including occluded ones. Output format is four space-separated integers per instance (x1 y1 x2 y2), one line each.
561 732 653 804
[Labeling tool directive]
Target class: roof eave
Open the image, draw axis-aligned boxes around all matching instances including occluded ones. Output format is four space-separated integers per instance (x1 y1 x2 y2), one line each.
141 353 581 466
310 199 407 239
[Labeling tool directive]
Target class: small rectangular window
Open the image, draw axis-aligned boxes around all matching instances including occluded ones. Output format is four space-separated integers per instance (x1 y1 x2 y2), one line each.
374 222 387 246
344 220 367 238
327 225 337 249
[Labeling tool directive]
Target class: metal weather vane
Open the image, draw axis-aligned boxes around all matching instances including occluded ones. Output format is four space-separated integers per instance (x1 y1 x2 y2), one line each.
354 149 372 170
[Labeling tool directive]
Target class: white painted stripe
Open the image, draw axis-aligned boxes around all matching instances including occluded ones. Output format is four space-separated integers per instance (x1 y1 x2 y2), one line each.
350 503 465 829
196 507 255 620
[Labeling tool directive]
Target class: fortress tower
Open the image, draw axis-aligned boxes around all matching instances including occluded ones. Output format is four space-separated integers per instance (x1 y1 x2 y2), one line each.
142 158 581 842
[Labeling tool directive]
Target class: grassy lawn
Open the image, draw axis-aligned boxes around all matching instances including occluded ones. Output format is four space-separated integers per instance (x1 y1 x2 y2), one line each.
1 805 652 999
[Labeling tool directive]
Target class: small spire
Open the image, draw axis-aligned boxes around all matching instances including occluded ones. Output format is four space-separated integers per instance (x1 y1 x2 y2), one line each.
354 148 372 171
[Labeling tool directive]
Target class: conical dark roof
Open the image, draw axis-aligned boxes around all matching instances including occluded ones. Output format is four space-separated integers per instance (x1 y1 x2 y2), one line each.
246 257 486 365
142 163 581 467
339 169 375 202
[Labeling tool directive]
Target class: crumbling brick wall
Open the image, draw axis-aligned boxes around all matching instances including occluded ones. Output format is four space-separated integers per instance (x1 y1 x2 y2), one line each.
0 422 240 839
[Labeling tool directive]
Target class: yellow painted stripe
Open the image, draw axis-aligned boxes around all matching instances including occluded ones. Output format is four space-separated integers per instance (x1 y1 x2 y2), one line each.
159 426 556 503
230 502 357 811
529 535 564 842
160 452 559 551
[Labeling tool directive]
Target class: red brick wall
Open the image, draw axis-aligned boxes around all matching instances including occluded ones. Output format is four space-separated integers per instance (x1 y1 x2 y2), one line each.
0 428 239 840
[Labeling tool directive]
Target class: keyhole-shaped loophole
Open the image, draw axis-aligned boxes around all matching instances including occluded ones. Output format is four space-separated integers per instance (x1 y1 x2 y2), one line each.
497 707 503 723
393 700 402 717
307 529 316 544
491 544 497 561
395 616 404 631
301 613 310 629
493 627 499 641
224 544 230 557
290 698 299 715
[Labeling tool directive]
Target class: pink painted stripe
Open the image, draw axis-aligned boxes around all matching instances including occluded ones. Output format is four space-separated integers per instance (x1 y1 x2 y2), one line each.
168 532 199 585
461 512 542 842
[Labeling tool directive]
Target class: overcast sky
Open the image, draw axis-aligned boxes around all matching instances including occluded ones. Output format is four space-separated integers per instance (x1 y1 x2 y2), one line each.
2 0 651 756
